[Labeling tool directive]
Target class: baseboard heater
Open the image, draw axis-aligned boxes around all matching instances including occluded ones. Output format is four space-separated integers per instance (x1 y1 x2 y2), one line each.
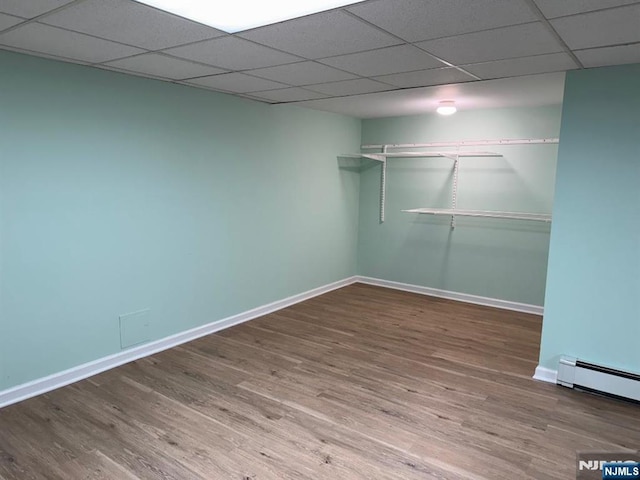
557 356 640 403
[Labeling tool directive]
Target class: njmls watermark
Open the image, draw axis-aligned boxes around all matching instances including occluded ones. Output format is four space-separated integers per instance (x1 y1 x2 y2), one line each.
577 452 640 480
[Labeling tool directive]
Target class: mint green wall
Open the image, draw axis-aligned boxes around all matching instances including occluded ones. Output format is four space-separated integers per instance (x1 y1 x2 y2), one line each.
539 64 640 373
359 106 562 306
0 51 361 391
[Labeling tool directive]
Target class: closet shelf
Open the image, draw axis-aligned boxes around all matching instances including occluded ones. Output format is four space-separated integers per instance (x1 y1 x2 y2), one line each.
338 137 559 224
339 151 501 160
338 153 385 162
402 208 552 223
362 137 559 149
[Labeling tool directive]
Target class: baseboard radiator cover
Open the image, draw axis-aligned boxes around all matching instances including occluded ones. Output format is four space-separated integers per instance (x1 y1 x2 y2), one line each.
557 356 640 403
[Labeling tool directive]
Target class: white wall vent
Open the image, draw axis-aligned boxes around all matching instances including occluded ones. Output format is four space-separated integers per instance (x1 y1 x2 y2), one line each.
557 356 640 403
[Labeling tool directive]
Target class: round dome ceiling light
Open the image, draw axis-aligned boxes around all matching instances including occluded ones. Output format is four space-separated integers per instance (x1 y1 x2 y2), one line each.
436 100 457 116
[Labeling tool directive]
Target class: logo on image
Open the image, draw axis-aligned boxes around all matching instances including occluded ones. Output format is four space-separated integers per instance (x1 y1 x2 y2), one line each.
577 452 640 480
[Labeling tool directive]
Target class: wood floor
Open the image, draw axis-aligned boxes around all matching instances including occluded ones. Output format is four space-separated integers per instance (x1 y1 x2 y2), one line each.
0 284 638 480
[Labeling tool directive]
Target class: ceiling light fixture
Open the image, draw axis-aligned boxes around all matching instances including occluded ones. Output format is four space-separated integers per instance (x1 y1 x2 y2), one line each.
436 101 457 116
134 0 367 33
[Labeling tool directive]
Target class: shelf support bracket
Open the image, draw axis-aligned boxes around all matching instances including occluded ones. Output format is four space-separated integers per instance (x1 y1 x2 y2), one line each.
451 149 460 229
380 146 388 223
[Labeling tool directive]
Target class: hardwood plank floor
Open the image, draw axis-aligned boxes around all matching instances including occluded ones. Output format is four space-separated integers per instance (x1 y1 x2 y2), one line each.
0 284 638 479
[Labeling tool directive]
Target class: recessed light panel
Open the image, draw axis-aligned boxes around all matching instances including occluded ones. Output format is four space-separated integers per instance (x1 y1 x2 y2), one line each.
134 0 367 33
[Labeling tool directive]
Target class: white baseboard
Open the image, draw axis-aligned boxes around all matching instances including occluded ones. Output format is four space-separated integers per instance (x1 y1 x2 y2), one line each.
0 276 358 409
0 275 545 409
356 276 544 316
533 366 558 384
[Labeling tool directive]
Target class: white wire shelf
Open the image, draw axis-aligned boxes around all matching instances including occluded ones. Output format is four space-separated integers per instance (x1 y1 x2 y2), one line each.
339 137 558 225
340 151 501 160
338 153 385 162
402 208 552 223
362 138 560 149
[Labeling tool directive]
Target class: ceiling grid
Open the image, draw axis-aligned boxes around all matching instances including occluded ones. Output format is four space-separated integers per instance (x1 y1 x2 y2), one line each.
0 0 638 107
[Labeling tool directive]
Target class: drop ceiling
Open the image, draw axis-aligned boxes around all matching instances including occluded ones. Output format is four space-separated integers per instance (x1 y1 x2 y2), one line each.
1 0 639 118
297 72 567 118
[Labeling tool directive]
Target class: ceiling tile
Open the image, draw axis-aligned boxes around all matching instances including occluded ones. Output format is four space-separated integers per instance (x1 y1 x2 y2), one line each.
0 0 74 19
95 63 167 80
306 78 394 96
0 23 143 63
463 53 577 79
295 72 566 118
319 45 445 77
41 0 224 50
103 53 225 80
184 73 287 93
236 93 277 104
164 36 300 71
0 13 24 31
250 87 329 103
416 22 564 65
533 0 640 19
374 67 476 88
550 5 640 50
575 44 640 67
238 9 401 59
347 0 538 43
248 61 357 86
